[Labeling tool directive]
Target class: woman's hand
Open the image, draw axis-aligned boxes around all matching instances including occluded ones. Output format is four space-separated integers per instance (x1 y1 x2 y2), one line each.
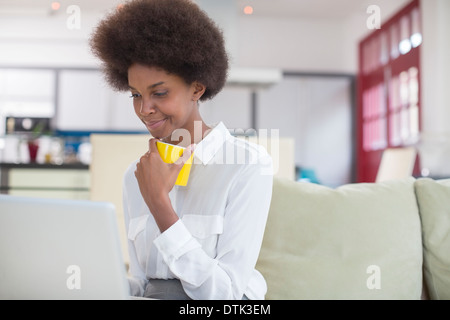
134 138 195 231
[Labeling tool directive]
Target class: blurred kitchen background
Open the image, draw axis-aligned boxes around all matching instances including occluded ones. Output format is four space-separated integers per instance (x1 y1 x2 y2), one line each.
1 0 449 199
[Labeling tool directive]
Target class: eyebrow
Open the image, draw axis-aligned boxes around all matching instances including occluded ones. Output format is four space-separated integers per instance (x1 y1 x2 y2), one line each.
128 81 165 91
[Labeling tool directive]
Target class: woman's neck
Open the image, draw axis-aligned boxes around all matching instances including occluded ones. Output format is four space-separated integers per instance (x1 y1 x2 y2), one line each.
164 120 210 147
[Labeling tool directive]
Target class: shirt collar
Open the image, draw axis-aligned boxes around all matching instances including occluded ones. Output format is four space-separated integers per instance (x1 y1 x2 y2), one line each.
194 121 231 165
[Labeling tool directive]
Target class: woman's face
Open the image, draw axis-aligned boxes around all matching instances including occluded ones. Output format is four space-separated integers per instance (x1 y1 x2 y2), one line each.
128 63 205 141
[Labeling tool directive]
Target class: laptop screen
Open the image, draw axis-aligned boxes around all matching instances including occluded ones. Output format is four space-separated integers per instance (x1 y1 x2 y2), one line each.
0 195 130 300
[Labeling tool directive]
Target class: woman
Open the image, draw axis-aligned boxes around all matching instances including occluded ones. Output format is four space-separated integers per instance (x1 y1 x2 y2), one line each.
90 0 273 300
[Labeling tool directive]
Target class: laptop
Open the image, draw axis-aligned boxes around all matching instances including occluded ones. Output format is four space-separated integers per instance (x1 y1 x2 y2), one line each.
0 194 131 300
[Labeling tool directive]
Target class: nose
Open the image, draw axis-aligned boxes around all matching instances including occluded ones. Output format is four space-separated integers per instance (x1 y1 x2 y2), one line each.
139 97 156 116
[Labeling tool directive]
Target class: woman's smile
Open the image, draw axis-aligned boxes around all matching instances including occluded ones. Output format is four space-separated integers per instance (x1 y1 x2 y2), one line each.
143 118 168 131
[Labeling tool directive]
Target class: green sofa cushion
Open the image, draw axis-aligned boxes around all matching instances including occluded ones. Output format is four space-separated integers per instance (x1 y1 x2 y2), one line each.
256 177 423 300
414 178 450 300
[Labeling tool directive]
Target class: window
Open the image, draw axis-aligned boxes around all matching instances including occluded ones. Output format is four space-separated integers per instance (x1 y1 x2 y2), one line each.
357 0 421 182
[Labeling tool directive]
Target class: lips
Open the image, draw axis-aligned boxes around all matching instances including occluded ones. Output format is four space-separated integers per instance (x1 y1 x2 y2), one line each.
145 118 167 130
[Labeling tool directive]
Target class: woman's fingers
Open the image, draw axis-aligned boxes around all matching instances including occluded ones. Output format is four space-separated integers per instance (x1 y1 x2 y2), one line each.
149 138 158 153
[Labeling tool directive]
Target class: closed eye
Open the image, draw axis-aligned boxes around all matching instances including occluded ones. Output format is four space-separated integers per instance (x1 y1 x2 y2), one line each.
153 91 168 97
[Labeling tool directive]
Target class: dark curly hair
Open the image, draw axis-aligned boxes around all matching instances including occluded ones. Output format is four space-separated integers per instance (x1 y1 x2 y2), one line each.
89 0 229 101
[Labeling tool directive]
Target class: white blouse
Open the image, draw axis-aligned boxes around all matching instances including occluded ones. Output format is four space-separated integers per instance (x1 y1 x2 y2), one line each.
123 122 273 300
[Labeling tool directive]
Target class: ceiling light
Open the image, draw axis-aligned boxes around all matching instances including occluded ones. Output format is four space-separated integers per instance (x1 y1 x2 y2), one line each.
51 2 61 11
243 6 253 15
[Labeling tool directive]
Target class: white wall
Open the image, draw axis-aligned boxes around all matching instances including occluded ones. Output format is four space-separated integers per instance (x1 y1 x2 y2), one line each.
235 0 411 73
0 1 420 74
420 0 450 134
0 2 411 72
0 10 101 67
236 16 351 73
418 0 450 176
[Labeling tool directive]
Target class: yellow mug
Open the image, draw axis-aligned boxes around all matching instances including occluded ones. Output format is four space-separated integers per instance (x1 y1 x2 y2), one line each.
156 140 194 186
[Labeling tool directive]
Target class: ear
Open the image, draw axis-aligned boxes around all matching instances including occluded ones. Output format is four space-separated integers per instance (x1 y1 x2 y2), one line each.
191 81 206 102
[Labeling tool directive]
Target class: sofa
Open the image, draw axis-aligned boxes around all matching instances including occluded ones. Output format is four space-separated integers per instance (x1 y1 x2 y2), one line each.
255 176 450 300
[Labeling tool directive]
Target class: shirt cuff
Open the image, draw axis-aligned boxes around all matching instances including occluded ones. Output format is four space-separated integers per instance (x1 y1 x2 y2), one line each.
153 219 201 263
127 275 146 297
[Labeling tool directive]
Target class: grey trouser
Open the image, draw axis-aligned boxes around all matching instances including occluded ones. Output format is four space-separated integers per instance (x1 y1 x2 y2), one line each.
144 279 191 300
143 279 249 300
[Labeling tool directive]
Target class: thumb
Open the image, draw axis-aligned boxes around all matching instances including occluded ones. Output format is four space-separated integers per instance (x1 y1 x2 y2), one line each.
175 143 196 166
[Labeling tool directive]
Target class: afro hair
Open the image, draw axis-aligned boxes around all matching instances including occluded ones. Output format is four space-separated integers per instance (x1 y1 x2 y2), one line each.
89 0 229 101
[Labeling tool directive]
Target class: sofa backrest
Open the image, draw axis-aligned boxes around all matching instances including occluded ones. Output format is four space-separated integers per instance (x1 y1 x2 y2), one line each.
256 177 423 299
